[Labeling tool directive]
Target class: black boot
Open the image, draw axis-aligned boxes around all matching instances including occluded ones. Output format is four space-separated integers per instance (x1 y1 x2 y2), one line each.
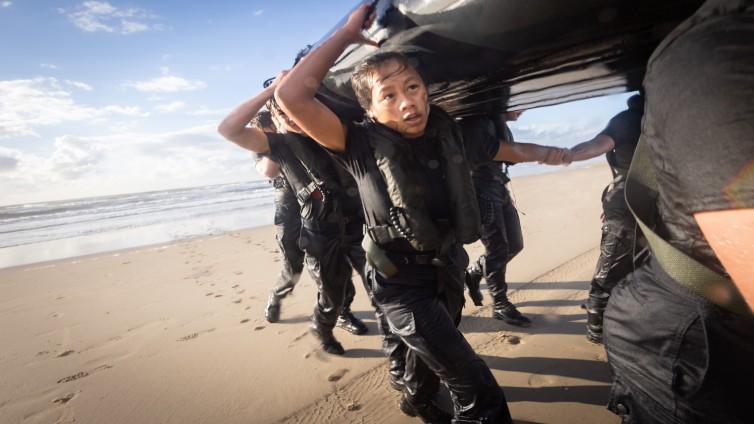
309 323 345 355
493 301 531 327
586 291 609 345
264 293 281 323
336 308 368 335
464 267 484 306
388 357 406 391
399 393 452 423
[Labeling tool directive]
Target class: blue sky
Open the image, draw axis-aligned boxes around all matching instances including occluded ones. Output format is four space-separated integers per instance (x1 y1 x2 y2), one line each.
0 1 633 206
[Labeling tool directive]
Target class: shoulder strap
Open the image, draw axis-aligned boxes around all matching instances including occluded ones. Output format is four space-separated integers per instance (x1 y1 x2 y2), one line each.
625 135 749 315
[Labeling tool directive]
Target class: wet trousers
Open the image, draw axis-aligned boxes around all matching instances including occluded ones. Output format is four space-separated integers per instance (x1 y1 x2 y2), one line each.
304 219 405 363
270 183 305 298
471 187 523 304
586 213 636 338
589 213 636 297
368 245 512 422
604 258 754 424
301 218 359 334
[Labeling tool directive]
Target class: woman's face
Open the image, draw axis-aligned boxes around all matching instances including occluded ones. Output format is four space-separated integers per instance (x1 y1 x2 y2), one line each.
367 59 429 138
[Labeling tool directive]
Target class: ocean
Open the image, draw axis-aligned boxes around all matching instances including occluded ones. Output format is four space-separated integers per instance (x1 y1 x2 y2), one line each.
0 180 276 269
0 161 577 270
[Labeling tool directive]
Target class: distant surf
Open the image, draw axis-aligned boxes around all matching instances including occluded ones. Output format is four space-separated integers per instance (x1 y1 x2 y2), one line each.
0 180 276 268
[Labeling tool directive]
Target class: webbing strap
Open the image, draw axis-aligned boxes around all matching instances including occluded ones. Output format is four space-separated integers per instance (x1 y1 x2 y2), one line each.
625 136 749 315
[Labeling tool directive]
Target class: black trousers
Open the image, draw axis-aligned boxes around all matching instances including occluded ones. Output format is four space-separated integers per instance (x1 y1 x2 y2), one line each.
270 187 306 298
368 245 511 422
300 218 356 334
604 258 754 424
473 186 524 304
589 212 636 297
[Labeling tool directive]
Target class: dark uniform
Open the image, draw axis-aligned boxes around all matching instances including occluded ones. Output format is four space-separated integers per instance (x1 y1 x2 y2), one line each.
604 1 754 422
264 131 367 353
334 110 512 423
585 95 643 344
264 170 367 331
263 172 306 321
460 116 529 326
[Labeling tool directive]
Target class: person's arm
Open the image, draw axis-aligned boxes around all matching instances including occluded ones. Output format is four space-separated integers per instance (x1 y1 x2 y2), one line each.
218 76 282 154
255 157 281 179
493 140 566 165
275 3 377 152
567 134 615 162
695 209 754 312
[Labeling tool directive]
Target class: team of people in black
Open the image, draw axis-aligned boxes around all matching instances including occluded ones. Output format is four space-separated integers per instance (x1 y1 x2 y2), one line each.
219 2 754 423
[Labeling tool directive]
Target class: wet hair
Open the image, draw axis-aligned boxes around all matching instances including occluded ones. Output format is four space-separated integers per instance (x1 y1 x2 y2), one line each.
250 110 274 130
265 97 284 117
351 51 420 110
627 93 644 112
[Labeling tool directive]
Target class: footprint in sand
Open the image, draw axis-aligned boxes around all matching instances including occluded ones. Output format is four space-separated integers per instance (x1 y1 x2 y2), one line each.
527 373 567 388
254 326 265 331
506 335 522 345
53 391 81 404
176 328 215 342
240 319 250 324
56 350 75 358
57 365 113 384
328 368 349 382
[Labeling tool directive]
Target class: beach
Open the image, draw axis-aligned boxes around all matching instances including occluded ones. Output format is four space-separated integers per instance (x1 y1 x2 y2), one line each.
0 163 620 424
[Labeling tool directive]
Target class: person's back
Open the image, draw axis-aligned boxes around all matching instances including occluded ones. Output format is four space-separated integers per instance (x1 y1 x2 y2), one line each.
602 0 754 422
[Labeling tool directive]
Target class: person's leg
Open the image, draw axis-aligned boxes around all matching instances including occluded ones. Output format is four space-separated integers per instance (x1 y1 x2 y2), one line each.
343 225 406 388
265 188 305 323
465 192 494 306
372 248 512 423
586 214 635 344
490 190 531 327
473 194 530 327
336 276 368 335
301 219 351 355
501 187 523 262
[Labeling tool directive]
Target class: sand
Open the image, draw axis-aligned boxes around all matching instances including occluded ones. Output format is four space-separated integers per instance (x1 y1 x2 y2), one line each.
0 163 620 424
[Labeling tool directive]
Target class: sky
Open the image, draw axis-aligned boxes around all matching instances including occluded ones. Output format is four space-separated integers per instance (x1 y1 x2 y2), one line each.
0 0 634 207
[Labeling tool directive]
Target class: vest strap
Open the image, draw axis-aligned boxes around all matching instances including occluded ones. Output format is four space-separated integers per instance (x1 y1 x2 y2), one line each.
625 136 749 315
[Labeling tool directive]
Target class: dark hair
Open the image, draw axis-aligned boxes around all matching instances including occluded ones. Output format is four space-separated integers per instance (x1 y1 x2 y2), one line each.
265 96 283 116
250 110 274 130
351 51 419 110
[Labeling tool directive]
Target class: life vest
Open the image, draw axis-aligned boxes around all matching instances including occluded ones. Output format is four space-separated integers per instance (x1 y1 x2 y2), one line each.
365 105 481 251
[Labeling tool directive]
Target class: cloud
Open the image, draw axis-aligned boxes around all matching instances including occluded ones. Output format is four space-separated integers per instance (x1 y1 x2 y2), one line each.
47 135 104 179
65 1 163 35
65 80 93 91
103 105 142 116
155 101 186 113
0 122 257 205
0 77 142 138
1 2 12 8
187 107 227 117
0 77 100 138
41 63 59 69
0 148 19 172
253 9 264 17
126 73 206 93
